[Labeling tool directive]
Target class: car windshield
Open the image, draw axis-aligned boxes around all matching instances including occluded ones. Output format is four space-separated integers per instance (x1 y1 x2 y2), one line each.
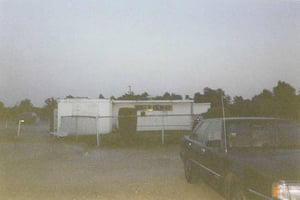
277 121 300 148
226 120 300 149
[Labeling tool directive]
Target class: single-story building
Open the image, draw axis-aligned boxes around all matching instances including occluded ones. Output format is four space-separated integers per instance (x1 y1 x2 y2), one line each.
53 98 210 137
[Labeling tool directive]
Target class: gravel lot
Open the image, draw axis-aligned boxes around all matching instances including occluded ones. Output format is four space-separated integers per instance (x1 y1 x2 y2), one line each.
0 122 224 200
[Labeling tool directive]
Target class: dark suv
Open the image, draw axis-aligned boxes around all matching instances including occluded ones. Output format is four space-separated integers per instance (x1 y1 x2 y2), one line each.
180 117 300 200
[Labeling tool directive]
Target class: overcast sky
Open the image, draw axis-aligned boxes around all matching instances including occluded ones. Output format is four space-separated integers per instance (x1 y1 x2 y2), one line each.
1 0 299 107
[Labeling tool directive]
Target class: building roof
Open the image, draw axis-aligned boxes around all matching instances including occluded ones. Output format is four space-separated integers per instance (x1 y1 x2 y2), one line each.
112 100 194 104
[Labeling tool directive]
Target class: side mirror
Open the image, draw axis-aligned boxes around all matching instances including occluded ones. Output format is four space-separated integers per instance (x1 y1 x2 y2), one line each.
206 140 221 148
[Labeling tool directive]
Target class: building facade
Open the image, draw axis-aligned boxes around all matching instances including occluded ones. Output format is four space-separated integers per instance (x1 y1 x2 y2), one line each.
54 98 210 137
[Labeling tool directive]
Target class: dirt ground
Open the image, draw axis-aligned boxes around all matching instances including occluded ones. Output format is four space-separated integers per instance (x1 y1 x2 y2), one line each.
0 122 224 200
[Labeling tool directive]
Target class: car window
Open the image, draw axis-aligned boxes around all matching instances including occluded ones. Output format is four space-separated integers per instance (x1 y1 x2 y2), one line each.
227 120 276 148
277 121 300 147
194 121 210 143
206 120 222 142
227 121 253 148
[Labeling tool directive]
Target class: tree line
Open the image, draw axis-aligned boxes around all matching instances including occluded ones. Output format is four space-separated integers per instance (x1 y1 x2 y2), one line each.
198 81 299 120
0 81 299 122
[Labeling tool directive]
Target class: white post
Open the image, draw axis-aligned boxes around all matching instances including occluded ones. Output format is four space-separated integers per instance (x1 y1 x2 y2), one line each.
221 96 227 153
75 117 78 141
96 116 100 146
161 114 165 145
17 120 24 136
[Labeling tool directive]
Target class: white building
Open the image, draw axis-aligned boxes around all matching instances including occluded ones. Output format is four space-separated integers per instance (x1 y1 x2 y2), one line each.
113 100 210 131
55 99 112 137
54 98 210 137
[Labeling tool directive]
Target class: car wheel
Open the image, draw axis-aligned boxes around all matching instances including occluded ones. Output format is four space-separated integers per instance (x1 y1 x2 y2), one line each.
231 184 247 200
184 159 198 183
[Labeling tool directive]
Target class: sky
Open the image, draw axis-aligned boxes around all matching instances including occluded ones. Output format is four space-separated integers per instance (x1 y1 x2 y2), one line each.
0 0 299 107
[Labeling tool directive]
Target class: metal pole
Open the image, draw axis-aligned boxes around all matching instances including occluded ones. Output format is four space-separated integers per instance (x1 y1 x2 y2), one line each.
17 120 24 136
96 116 100 146
75 117 78 141
161 114 165 145
221 96 227 153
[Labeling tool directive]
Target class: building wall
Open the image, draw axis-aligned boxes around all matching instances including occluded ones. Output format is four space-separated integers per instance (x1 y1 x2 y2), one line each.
55 99 112 136
55 99 211 136
112 100 210 131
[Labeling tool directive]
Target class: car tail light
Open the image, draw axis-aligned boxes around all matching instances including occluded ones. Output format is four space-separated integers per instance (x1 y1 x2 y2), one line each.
272 181 300 200
272 182 290 200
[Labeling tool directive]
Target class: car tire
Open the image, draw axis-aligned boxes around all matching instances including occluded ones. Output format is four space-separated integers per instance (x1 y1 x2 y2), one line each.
184 159 198 183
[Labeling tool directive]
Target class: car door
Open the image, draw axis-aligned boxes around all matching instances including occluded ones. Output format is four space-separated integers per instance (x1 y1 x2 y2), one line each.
188 120 211 174
201 119 224 181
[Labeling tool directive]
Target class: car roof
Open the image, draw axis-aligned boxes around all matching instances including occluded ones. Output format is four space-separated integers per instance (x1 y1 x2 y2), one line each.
205 117 285 121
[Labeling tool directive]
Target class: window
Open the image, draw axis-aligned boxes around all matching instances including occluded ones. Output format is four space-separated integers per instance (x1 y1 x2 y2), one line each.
194 121 210 143
140 111 146 117
227 120 276 148
135 105 173 111
206 120 222 142
277 121 300 147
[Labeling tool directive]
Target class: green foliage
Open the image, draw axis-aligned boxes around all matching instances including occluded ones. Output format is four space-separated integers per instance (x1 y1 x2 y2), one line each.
117 92 149 100
1 99 35 121
194 88 230 107
273 81 298 119
18 99 34 113
0 80 298 124
0 101 4 110
43 97 57 131
18 112 37 124
0 101 6 120
116 91 183 101
195 81 299 120
203 106 233 118
152 92 183 100
227 81 298 120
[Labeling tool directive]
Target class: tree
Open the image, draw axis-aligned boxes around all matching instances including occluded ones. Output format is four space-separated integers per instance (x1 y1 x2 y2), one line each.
297 93 300 120
194 88 229 106
170 93 183 100
99 94 105 99
273 81 297 119
193 92 202 102
0 101 5 120
117 92 137 100
230 96 253 117
117 91 150 100
153 92 182 100
43 97 57 131
203 106 232 118
251 89 276 117
273 81 295 99
18 99 34 113
140 92 149 100
44 98 57 113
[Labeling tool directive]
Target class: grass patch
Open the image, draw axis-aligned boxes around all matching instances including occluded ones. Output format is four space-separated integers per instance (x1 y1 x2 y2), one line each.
0 128 19 142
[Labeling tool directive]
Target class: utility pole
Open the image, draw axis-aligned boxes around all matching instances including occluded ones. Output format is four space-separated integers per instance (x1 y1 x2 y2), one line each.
128 85 132 95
